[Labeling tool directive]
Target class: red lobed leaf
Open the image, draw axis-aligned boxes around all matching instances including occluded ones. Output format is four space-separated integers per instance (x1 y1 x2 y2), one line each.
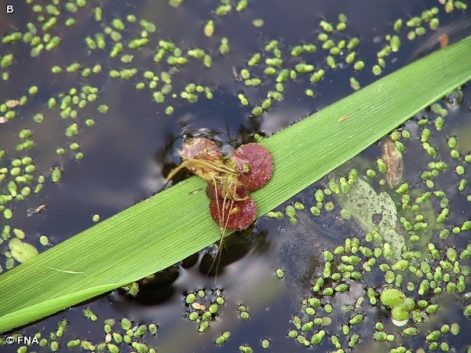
209 196 257 231
179 137 222 162
231 143 273 192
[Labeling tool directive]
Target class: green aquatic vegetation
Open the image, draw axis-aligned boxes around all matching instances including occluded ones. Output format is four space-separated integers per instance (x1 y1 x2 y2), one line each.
288 222 469 348
380 288 406 308
83 307 98 321
370 5 469 77
39 235 49 246
350 76 361 90
239 344 253 353
0 54 14 69
121 281 140 297
215 331 231 345
204 20 215 37
465 304 471 317
169 0 184 7
275 267 285 279
285 88 471 350
251 18 264 28
1 311 159 352
184 289 225 332
380 288 416 326
8 238 38 263
238 304 250 320
51 167 62 183
219 37 230 55
261 338 270 349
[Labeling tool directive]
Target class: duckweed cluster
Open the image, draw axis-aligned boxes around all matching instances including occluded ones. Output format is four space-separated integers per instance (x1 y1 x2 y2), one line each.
184 289 225 333
237 303 251 320
0 309 159 353
265 88 471 352
181 287 273 349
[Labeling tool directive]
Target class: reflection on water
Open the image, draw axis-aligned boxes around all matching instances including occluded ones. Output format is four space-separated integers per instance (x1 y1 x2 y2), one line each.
278 213 341 300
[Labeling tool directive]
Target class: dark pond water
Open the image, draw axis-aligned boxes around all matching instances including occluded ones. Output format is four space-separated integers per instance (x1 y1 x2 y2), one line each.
1 0 471 352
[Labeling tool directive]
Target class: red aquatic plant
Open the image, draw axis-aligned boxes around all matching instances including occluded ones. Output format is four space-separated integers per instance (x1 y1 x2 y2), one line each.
231 143 274 192
209 197 257 231
167 137 273 231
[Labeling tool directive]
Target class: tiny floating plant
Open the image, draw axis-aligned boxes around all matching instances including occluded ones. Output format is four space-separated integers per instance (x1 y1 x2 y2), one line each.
167 137 273 261
380 287 415 327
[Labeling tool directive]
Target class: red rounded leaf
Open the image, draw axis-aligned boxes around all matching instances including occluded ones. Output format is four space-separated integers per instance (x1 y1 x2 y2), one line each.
231 143 273 191
179 137 222 162
209 197 257 231
206 181 249 201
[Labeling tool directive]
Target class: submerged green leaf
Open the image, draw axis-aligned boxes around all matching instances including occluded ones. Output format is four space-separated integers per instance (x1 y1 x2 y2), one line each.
338 178 405 259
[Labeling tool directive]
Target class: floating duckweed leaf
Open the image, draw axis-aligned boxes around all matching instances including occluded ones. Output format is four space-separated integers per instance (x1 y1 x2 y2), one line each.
204 20 215 37
338 178 405 259
380 288 406 308
465 304 471 317
391 306 409 326
8 238 39 263
51 167 62 183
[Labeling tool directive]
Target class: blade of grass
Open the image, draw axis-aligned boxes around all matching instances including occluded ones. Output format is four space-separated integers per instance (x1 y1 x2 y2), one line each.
1 36 471 333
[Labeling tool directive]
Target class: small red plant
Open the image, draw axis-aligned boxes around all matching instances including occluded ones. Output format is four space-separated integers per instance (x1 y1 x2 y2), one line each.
167 137 273 232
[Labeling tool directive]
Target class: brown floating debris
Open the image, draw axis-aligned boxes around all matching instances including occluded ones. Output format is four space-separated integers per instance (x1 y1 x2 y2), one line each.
382 137 403 187
5 99 19 108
